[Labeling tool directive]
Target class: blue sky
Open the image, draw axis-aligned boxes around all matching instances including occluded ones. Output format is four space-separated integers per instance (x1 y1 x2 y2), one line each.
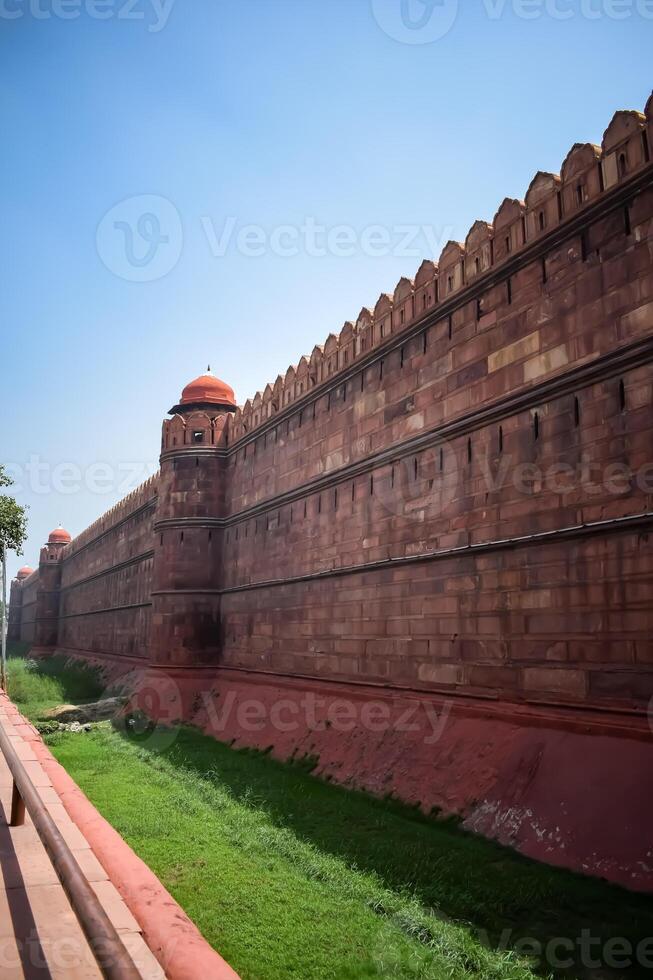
1 0 651 578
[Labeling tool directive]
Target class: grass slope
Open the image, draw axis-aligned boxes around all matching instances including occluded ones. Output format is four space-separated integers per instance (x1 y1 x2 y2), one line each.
6 651 653 980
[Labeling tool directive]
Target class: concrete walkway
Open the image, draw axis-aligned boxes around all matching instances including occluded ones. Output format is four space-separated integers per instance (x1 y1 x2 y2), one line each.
0 697 165 980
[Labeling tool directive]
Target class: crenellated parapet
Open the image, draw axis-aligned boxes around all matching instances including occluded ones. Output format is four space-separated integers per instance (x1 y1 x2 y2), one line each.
227 98 651 445
63 474 160 559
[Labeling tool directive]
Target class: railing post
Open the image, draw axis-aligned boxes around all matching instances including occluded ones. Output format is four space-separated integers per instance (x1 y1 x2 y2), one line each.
0 719 142 979
10 780 25 826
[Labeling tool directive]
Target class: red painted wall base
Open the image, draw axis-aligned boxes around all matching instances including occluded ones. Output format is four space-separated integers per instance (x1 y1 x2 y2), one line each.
45 650 653 893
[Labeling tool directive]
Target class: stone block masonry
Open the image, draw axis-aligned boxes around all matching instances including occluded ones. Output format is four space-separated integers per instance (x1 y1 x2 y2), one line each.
9 94 653 889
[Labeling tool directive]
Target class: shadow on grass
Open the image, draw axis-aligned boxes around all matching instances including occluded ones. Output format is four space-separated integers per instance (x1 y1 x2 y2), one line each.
6 647 104 709
137 725 653 980
9 646 651 979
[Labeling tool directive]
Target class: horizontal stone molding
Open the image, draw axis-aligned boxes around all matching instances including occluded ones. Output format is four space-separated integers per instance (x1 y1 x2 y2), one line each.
160 447 226 463
61 551 155 593
200 665 651 729
151 589 222 597
61 498 158 564
58 602 152 620
225 333 653 527
221 510 653 594
154 518 223 532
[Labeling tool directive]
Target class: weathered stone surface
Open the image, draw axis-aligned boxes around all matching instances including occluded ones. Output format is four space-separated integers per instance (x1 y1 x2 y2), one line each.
8 96 653 714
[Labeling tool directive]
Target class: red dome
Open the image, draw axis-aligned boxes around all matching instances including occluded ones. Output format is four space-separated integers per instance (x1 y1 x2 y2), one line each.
48 526 71 545
16 566 33 581
179 369 236 408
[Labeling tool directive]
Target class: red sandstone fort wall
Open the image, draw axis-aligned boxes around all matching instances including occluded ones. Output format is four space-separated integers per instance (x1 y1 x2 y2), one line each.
9 98 653 889
10 97 653 708
217 104 653 710
14 571 40 645
55 477 158 662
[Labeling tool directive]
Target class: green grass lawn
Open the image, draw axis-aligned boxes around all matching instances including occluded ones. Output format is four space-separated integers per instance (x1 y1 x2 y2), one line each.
5 650 653 980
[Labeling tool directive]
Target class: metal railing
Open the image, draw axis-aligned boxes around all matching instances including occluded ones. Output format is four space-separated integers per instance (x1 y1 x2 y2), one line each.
0 717 142 980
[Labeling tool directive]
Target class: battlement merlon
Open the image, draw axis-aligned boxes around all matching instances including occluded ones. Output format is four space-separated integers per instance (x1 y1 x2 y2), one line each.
227 97 652 445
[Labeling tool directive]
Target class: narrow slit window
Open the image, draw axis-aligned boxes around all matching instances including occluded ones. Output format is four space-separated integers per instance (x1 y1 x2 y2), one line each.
467 438 472 464
619 379 626 412
533 412 540 441
574 397 580 427
498 426 503 454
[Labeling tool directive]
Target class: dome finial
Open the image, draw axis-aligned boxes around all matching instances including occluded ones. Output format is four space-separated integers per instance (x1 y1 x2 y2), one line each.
172 370 236 414
48 526 71 545
207 364 212 374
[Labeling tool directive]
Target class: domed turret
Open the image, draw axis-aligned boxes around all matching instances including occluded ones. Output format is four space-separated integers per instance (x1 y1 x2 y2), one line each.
48 526 72 545
16 566 33 581
169 366 236 415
